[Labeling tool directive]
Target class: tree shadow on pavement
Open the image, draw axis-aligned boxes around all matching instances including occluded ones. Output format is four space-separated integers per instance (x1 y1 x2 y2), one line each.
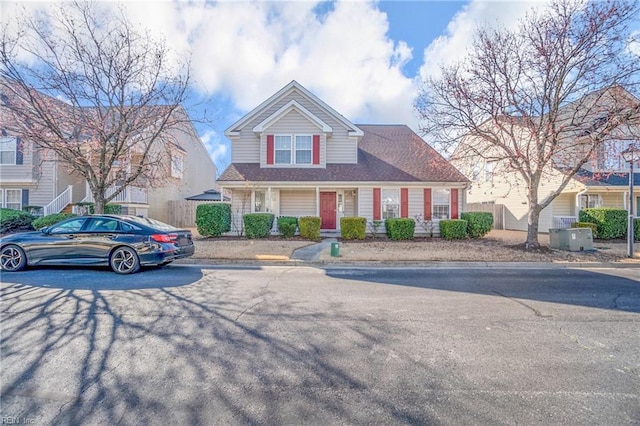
1 268 495 425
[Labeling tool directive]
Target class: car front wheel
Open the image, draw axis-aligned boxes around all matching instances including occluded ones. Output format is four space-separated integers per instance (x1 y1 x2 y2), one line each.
110 247 140 274
0 245 27 272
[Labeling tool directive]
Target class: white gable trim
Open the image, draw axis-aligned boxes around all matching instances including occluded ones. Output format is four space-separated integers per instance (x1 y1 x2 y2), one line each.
252 100 332 134
225 80 363 137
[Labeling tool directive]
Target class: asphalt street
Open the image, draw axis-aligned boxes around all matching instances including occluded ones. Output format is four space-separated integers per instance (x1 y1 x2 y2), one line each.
1 264 639 425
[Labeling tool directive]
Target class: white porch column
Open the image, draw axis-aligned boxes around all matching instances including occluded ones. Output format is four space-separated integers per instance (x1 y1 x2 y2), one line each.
315 187 320 216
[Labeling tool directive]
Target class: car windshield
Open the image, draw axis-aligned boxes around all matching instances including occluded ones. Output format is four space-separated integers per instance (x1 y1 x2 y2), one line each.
126 216 178 231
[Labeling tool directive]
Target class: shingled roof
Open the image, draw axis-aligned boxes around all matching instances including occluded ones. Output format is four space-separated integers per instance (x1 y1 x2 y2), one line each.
218 124 468 184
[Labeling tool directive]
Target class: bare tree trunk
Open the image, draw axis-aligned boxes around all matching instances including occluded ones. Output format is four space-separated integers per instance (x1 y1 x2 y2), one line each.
526 206 541 249
93 194 105 215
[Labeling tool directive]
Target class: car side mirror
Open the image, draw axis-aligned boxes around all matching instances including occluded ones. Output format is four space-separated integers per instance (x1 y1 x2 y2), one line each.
41 227 50 234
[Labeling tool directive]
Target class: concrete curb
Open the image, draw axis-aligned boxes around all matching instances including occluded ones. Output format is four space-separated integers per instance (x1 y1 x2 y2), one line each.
175 258 640 269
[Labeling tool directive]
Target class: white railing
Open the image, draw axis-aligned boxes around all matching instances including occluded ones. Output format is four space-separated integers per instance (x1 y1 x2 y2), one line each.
43 185 73 216
84 185 148 204
553 216 578 229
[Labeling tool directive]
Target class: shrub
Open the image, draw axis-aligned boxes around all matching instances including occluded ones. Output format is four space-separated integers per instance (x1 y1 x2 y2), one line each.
299 216 321 240
195 203 232 237
570 221 598 238
277 216 298 239
385 218 415 241
460 212 493 238
32 213 75 230
440 219 468 240
340 217 366 240
82 203 122 215
579 208 627 239
243 213 275 239
368 220 384 238
635 218 640 242
0 208 34 234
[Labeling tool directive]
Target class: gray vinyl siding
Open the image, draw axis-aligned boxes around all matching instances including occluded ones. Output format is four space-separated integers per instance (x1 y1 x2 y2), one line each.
231 90 357 165
280 190 316 216
0 140 35 182
261 110 326 167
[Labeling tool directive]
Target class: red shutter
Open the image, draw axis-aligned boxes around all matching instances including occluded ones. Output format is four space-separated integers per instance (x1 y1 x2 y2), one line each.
451 188 459 219
373 188 381 221
424 189 432 220
266 135 274 165
313 135 320 165
400 188 408 218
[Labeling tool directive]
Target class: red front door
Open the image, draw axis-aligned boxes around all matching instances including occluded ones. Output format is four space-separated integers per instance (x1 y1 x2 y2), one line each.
320 192 336 230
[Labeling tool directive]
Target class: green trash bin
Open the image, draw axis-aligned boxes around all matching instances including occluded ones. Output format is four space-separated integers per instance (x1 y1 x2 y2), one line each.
330 242 340 257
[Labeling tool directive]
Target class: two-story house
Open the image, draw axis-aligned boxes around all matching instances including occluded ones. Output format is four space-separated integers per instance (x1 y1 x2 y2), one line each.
217 81 469 234
0 84 216 224
456 86 640 232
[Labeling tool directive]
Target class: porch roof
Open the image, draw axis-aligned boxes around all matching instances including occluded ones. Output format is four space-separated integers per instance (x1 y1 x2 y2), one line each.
218 125 469 184
572 169 640 187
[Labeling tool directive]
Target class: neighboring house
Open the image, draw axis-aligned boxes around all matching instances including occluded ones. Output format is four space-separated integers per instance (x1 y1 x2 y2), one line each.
0 85 216 224
456 87 640 232
217 80 469 235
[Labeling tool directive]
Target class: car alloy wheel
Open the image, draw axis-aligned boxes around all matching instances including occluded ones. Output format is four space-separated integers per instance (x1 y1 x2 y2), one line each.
110 246 140 274
0 245 27 272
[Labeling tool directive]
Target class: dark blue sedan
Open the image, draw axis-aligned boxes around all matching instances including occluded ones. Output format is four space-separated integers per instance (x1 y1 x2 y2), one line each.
0 215 194 274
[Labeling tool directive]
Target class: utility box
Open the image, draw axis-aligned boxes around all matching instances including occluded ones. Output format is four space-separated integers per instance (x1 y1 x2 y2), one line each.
330 242 340 257
549 228 593 252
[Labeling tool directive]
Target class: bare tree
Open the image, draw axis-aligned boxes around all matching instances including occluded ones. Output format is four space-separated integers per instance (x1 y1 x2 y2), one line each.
416 0 640 248
0 1 191 213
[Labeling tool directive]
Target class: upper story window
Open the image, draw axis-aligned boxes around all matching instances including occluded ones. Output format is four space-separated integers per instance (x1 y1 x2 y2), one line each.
274 134 313 165
596 140 635 171
0 137 17 165
171 153 184 178
484 161 494 183
275 136 292 164
382 188 399 219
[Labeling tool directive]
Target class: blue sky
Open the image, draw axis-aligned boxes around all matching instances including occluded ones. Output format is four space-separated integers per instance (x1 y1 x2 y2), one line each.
4 1 563 173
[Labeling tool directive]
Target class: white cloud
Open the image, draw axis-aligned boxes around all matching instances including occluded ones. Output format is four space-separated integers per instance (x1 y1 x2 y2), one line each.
199 129 228 169
418 0 552 80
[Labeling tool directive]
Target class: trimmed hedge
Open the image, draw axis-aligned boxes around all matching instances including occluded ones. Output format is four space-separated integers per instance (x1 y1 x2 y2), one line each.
195 203 232 237
340 217 366 240
440 219 468 240
277 216 298 239
32 213 75 230
299 216 321 240
570 221 598 238
635 218 640 242
579 208 627 239
460 212 493 239
82 203 122 214
0 208 34 234
243 213 275 239
385 218 415 241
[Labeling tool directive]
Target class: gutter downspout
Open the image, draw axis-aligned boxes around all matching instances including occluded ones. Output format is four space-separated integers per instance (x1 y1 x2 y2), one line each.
575 187 588 217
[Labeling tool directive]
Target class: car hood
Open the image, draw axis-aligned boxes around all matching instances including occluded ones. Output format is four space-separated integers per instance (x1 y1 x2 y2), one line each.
0 230 44 241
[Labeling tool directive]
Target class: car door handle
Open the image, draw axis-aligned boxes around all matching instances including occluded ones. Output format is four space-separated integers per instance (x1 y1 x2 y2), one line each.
66 235 77 239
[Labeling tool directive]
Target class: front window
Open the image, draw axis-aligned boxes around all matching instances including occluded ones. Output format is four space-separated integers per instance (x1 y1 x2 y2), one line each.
255 191 267 212
0 137 17 165
580 194 602 209
295 135 312 164
382 189 399 219
275 136 292 164
432 189 450 219
4 189 21 210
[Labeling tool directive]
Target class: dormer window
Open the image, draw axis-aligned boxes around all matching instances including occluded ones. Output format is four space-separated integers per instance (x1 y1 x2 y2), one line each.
270 134 318 165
